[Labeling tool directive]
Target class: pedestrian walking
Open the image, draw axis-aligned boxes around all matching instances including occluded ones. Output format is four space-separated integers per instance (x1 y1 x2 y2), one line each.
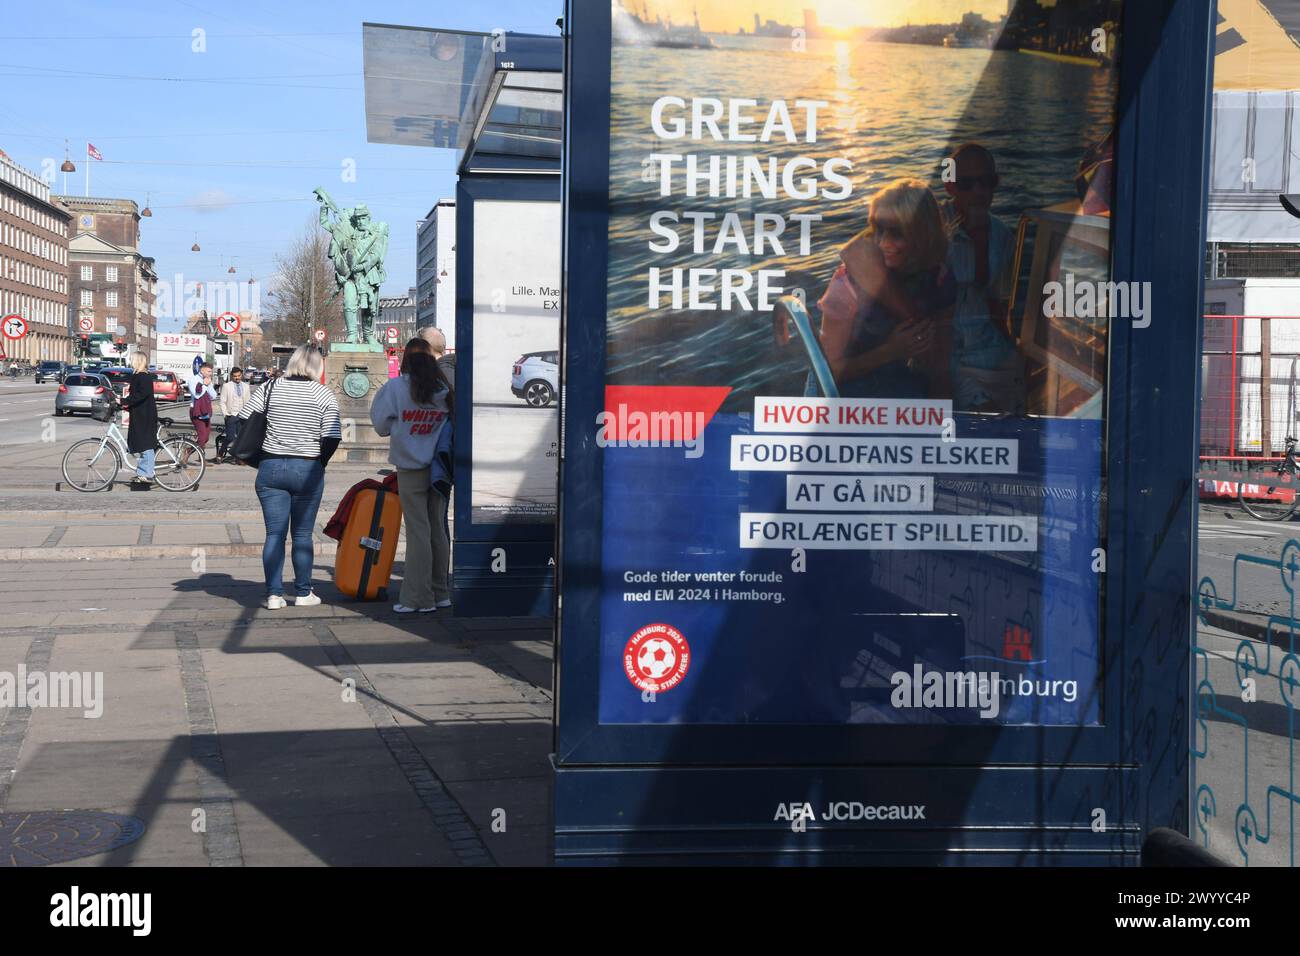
188 363 219 462
370 337 454 613
121 352 158 492
219 366 250 464
238 344 342 609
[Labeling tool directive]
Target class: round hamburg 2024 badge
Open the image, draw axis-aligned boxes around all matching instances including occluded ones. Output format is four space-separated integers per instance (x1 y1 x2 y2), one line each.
623 623 691 693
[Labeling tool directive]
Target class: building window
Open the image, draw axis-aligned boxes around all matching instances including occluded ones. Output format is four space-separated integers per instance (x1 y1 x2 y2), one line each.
80 265 92 281
106 266 118 282
80 290 92 307
106 291 118 308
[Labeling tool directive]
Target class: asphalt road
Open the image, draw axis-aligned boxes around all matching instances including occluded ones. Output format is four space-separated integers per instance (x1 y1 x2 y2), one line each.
1197 500 1300 620
0 378 89 446
1189 501 1298 866
0 379 192 445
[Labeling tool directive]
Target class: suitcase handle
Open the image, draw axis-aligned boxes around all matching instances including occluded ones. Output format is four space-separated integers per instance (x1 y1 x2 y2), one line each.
356 487 387 599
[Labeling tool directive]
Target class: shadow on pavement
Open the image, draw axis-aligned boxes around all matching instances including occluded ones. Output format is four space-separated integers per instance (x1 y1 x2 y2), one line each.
60 552 559 865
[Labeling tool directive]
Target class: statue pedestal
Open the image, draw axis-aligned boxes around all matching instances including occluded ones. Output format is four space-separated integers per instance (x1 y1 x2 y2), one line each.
325 346 390 464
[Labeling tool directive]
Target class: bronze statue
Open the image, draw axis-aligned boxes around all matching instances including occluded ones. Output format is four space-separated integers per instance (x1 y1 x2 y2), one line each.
314 187 389 345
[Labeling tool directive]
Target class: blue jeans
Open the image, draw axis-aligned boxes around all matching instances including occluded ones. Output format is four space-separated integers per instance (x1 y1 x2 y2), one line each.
255 457 325 597
136 448 156 479
224 415 240 453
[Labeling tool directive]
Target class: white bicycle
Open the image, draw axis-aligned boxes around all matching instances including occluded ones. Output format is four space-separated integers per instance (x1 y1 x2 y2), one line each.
61 414 206 492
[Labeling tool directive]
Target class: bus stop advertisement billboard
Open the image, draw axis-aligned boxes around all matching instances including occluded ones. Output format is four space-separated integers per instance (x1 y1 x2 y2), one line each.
554 0 1214 863
452 177 562 616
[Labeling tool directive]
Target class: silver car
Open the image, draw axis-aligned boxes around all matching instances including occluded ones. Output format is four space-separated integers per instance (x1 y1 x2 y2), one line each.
56 372 114 416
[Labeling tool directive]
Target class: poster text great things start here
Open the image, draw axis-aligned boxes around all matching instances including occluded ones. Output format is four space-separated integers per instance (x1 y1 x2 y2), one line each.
643 96 852 313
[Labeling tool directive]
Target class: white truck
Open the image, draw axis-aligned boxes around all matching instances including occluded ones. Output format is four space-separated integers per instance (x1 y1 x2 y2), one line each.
155 333 210 386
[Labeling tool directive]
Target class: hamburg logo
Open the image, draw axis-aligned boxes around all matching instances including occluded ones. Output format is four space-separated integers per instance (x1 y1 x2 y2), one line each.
1003 623 1033 661
624 623 690 693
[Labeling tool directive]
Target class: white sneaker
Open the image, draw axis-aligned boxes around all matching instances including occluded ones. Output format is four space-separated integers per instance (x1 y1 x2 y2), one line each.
294 592 322 607
393 603 436 613
435 599 452 609
265 595 287 609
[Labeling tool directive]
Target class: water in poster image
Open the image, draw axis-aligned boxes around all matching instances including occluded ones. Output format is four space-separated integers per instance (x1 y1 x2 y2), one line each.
606 33 1119 400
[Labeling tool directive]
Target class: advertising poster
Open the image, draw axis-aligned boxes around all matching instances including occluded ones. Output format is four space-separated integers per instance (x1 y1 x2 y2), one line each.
471 199 562 523
598 0 1121 726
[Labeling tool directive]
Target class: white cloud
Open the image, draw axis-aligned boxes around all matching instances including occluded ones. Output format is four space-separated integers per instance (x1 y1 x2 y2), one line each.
185 188 239 213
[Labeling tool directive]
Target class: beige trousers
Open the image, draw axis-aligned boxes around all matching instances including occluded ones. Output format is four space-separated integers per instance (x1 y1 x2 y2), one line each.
395 467 450 607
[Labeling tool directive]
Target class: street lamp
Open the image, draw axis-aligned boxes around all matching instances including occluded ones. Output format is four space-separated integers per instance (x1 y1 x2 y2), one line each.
59 140 76 194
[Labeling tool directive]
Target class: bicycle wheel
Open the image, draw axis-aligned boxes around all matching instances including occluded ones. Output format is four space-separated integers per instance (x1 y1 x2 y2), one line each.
62 439 121 492
153 438 205 491
1238 467 1300 521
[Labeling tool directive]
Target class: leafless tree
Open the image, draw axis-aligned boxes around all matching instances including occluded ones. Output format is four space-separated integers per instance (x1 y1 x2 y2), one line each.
263 216 344 351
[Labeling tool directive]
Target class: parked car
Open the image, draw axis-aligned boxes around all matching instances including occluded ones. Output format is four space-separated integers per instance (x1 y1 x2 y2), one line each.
151 370 183 403
99 366 134 396
246 368 268 385
56 373 114 416
511 351 559 407
34 361 66 384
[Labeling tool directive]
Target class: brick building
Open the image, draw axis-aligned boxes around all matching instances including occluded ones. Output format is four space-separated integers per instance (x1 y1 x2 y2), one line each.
54 196 158 359
0 149 72 363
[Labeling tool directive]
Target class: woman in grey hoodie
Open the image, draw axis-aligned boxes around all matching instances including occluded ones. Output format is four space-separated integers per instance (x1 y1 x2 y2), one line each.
370 339 454 613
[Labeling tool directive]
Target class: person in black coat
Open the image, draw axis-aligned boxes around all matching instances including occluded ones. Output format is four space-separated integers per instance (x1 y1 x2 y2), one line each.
122 352 159 491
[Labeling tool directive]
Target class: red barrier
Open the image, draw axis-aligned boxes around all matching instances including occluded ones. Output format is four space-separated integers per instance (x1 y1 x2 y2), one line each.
1199 315 1300 501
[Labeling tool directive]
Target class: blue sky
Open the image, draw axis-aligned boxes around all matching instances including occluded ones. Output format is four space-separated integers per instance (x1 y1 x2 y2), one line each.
0 0 562 332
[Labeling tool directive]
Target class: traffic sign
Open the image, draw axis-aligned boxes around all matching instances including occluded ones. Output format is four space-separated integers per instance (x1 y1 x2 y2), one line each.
386 326 399 343
1 315 28 340
192 356 204 376
78 317 93 333
215 312 241 336
314 329 326 342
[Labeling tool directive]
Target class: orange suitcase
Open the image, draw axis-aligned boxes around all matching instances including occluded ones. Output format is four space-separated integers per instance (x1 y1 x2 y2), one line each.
333 485 403 600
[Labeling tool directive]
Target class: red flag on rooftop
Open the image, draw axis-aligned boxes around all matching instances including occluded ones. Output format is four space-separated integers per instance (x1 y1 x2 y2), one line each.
87 143 103 160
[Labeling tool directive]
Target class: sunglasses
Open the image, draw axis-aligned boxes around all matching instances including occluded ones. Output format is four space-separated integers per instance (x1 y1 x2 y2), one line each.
871 220 906 242
954 173 999 192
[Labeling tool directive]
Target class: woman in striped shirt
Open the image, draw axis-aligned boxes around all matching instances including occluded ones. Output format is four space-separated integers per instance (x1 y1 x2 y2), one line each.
239 344 342 609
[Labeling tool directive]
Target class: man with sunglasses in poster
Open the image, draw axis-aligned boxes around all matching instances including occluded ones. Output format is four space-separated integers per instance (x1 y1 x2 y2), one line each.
785 143 1024 415
940 143 1025 415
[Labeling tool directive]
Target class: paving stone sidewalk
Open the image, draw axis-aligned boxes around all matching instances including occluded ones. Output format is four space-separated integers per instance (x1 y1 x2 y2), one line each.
0 445 407 560
0 554 554 866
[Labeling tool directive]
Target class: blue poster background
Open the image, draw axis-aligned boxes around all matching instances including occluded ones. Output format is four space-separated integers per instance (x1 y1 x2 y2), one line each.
598 411 1103 726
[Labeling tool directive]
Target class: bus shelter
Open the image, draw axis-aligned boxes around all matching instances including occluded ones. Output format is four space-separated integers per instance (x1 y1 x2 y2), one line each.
552 0 1214 864
364 25 563 616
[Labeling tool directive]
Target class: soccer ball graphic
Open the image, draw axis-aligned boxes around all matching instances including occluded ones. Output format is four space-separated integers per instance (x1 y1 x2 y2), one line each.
637 638 677 680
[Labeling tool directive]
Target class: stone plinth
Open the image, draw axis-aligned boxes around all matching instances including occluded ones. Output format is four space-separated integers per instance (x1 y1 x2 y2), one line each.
325 347 390 464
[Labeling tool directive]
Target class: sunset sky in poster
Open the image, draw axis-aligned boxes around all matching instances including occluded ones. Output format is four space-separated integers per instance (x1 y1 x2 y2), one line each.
626 0 1025 31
